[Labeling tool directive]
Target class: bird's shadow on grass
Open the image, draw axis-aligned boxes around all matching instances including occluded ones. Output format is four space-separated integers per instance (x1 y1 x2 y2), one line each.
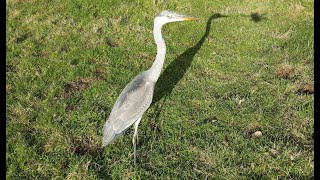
243 12 268 22
149 13 227 122
151 12 264 111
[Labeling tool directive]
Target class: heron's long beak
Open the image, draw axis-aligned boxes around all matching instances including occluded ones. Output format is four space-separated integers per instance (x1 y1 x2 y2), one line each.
183 17 199 21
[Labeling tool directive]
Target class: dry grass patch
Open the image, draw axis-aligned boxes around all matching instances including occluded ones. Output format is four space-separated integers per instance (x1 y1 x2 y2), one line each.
275 64 299 79
63 78 98 97
105 37 120 47
297 83 313 94
66 161 93 180
72 136 102 156
288 3 306 18
189 146 216 168
137 52 154 61
271 29 292 40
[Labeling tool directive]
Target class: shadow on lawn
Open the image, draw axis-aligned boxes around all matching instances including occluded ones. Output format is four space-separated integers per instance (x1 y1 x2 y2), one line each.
149 13 227 123
151 11 265 108
241 12 268 22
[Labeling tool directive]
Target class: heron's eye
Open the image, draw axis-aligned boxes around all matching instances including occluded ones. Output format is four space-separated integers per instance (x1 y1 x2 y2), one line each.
167 14 173 18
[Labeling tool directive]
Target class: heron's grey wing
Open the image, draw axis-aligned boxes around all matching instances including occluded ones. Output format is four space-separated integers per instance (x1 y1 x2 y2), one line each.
102 72 154 146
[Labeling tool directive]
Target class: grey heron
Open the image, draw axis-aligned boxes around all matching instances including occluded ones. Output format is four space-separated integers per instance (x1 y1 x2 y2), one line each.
102 10 198 165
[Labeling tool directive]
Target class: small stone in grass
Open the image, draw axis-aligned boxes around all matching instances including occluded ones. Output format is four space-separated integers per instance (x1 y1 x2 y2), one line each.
269 149 278 157
290 155 295 161
251 131 262 138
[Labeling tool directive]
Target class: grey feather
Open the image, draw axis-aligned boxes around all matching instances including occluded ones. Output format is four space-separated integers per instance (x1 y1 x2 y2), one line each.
102 71 155 146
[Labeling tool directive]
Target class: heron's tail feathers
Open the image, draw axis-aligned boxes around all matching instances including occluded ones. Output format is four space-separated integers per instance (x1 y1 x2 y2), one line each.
102 122 116 148
102 122 131 148
101 140 108 148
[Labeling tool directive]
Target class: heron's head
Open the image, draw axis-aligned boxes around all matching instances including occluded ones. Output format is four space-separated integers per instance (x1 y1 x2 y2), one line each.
155 10 199 26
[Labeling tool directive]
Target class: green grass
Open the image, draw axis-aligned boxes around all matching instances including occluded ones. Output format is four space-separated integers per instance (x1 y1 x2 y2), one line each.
7 0 314 179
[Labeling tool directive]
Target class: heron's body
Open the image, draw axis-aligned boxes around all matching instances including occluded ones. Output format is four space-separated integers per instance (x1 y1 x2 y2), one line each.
102 10 198 165
102 71 155 145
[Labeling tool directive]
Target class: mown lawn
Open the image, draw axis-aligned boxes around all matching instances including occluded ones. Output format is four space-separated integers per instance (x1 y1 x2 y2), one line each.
6 0 313 179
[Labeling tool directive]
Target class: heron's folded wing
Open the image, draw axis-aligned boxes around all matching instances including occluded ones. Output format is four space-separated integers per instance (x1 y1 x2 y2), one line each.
110 81 154 134
103 74 154 144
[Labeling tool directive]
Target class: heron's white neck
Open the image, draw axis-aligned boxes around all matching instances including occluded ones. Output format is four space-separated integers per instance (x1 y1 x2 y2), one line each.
147 21 166 82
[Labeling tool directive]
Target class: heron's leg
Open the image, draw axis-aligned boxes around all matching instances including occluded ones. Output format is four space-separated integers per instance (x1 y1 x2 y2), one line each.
133 117 142 165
